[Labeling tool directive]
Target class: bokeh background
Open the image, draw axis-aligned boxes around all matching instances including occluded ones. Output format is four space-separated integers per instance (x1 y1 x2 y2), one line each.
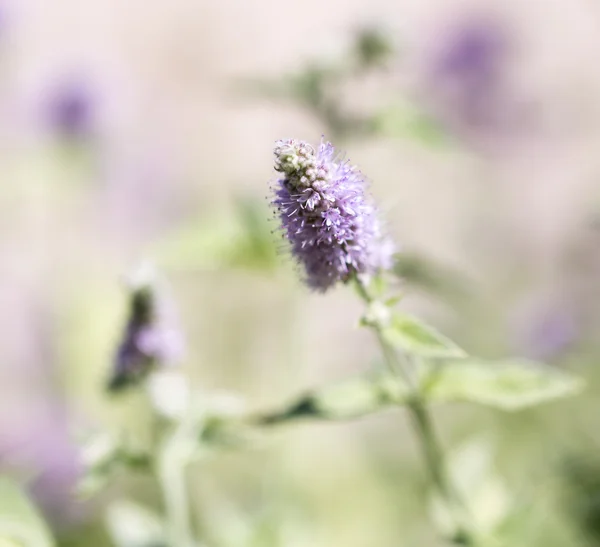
2 0 600 545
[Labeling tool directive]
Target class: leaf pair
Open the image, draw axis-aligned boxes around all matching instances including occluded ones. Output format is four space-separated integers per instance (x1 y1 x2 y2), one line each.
264 357 583 424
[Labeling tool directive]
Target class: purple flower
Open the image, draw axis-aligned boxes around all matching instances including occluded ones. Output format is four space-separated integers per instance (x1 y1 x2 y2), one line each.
272 138 392 291
435 19 505 82
427 15 511 129
514 306 578 361
47 78 94 139
0 403 83 528
108 270 183 391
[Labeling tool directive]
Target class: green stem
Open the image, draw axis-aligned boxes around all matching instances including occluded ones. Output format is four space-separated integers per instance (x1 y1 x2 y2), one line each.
354 275 476 545
144 376 196 547
407 397 473 545
159 431 195 547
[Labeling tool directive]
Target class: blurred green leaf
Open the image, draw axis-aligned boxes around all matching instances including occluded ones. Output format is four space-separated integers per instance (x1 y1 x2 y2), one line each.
234 197 279 270
154 198 277 273
260 356 582 426
178 390 250 451
394 252 470 300
353 27 394 69
311 371 408 419
372 101 448 145
259 370 409 424
78 432 152 498
80 432 121 473
146 371 191 421
366 272 389 300
424 359 584 410
381 312 467 359
105 499 166 547
237 63 342 108
77 432 120 497
430 438 511 539
0 477 54 547
288 65 330 109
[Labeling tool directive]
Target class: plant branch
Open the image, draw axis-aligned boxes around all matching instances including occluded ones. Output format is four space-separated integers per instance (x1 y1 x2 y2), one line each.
158 427 195 547
353 275 477 545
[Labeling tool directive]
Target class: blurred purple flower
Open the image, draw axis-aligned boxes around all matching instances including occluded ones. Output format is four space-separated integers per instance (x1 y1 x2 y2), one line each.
109 270 184 391
47 78 95 139
272 138 393 291
0 403 83 527
513 305 578 361
436 21 504 80
28 412 84 526
427 15 511 129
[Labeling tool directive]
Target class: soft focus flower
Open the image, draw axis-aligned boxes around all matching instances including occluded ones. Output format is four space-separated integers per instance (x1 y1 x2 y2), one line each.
435 18 505 84
271 138 392 291
426 15 510 130
524 310 577 361
47 77 95 139
0 402 83 528
108 267 184 392
512 301 578 361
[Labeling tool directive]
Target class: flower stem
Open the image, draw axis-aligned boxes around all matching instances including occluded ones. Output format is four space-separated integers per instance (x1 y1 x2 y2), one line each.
158 430 195 547
354 276 476 545
407 397 473 545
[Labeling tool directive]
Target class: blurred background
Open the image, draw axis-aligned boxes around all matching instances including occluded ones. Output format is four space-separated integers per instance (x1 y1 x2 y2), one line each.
2 0 600 545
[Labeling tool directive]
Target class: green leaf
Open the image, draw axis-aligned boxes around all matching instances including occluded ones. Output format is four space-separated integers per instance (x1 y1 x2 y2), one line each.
381 312 466 358
105 500 165 547
312 371 408 418
256 357 583 428
154 197 277 273
146 371 191 421
353 27 394 69
259 371 409 424
372 101 449 145
423 358 584 410
393 252 470 300
430 438 511 538
0 477 54 547
235 198 279 270
80 432 121 473
78 432 152 497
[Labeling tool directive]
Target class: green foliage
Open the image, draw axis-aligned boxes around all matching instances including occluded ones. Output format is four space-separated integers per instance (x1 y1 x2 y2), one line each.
358 293 583 412
236 62 371 140
259 370 408 424
372 101 449 145
430 438 511 540
393 252 470 301
380 311 467 359
154 197 278 273
146 371 191 422
237 25 400 141
260 355 583 426
78 432 151 497
423 358 584 411
311 371 406 418
353 27 395 69
0 478 54 547
105 500 166 547
561 451 600 542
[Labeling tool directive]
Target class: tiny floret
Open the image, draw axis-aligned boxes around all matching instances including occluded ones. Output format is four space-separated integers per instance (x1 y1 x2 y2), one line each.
271 138 393 291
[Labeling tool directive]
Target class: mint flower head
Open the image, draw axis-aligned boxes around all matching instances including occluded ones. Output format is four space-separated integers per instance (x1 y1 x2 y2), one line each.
272 138 393 291
108 266 184 392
